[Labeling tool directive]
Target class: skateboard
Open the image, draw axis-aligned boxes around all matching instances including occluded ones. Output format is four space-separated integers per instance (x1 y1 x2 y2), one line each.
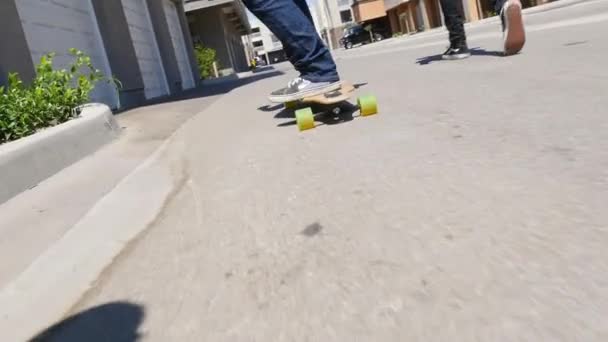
282 81 378 131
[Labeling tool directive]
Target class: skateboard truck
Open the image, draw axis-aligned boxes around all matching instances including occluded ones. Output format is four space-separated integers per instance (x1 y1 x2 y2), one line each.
283 82 378 131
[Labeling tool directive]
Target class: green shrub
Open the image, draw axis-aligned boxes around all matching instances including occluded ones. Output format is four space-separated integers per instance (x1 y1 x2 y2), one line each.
194 44 218 79
0 49 116 144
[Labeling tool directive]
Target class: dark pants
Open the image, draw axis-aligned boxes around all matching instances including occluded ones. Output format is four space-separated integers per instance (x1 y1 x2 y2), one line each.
242 0 339 83
439 0 508 45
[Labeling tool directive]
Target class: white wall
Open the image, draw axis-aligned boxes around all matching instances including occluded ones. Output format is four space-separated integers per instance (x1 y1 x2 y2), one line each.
247 14 283 56
122 0 169 99
15 0 118 107
163 0 195 89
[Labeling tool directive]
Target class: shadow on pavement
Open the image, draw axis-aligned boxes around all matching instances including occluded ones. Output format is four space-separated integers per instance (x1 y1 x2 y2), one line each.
258 103 284 112
416 47 503 65
29 302 144 342
115 68 284 114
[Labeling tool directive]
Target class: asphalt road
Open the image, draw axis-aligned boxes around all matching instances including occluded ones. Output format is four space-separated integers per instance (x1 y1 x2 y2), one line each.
50 1 608 340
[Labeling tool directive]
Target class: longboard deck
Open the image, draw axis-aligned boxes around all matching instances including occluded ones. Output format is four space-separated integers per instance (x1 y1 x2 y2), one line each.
298 81 355 105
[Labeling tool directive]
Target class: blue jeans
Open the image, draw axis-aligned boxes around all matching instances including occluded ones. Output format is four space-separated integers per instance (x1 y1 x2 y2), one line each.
440 0 508 45
242 0 339 83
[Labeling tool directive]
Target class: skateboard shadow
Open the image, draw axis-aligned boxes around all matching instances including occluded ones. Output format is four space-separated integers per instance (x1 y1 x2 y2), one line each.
276 102 359 128
416 47 503 65
29 301 144 342
258 103 284 112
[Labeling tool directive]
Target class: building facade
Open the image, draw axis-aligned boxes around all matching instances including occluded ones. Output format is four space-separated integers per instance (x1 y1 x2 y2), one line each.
385 0 555 37
247 17 287 65
385 0 436 35
185 0 250 76
0 0 199 109
312 0 357 49
351 0 392 37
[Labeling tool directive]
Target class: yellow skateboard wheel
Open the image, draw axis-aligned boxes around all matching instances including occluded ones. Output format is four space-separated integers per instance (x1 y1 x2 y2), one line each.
284 101 298 109
295 107 315 131
358 95 378 116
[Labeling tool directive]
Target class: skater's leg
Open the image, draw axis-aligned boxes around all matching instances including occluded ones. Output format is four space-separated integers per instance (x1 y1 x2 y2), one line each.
492 0 507 13
439 0 470 60
293 0 315 25
242 0 338 83
280 0 316 69
242 0 340 101
494 0 526 55
439 0 466 47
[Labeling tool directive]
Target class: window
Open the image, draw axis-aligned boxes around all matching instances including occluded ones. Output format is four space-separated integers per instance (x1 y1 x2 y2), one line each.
250 27 262 38
253 40 264 48
340 10 353 23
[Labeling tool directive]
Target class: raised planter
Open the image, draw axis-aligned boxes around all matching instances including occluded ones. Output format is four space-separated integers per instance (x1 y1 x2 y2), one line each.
0 104 120 204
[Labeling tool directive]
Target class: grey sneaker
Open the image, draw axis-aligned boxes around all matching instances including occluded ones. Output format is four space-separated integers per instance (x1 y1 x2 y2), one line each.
501 0 525 55
269 77 341 103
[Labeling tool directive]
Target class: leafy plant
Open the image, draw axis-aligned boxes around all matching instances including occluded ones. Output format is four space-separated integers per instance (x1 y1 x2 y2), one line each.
194 44 218 79
0 48 117 144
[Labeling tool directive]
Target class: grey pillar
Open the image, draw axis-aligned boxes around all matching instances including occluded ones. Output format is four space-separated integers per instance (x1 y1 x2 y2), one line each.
92 0 146 108
220 14 237 74
461 0 471 21
418 0 431 30
0 0 36 87
437 0 445 26
175 0 200 84
147 0 182 93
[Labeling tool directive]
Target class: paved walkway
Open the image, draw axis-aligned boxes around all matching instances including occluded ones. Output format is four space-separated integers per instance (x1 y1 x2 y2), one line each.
23 1 608 340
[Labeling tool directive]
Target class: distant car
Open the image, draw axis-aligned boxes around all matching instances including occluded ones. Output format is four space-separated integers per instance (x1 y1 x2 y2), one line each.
340 24 385 49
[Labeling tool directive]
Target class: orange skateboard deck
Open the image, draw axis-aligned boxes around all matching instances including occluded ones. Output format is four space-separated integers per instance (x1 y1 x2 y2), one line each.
300 81 355 105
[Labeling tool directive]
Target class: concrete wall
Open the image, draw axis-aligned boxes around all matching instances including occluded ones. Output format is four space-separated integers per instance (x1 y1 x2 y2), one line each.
352 0 387 22
92 0 146 108
188 5 249 75
188 7 232 73
147 0 183 93
463 0 480 21
1 0 198 107
220 12 249 72
0 0 36 87
175 0 200 82
424 0 442 27
385 0 405 11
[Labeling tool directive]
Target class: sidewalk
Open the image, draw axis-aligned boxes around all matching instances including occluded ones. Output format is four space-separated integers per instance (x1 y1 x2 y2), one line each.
0 69 284 341
3 1 608 340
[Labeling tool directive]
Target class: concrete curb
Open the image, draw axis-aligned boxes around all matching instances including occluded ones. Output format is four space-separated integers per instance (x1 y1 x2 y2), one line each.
0 104 120 204
0 132 179 341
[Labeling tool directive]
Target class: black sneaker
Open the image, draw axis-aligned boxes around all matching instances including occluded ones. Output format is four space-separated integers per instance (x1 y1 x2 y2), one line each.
269 77 341 103
442 43 471 60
